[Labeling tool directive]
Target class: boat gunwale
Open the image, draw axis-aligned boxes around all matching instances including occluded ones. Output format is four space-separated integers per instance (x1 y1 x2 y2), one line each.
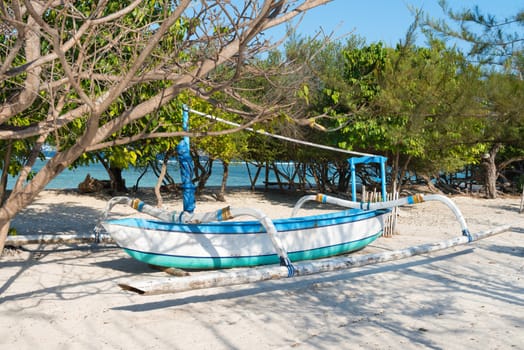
103 208 391 234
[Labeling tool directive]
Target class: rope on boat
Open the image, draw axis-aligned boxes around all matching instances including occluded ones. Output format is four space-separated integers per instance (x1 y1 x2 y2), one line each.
117 224 511 295
95 196 296 276
291 193 471 240
188 108 376 157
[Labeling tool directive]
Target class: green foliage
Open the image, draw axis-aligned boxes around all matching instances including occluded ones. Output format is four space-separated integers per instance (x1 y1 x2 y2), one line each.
342 42 386 104
365 40 486 174
424 1 523 68
278 33 500 186
187 99 249 163
482 71 524 145
2 0 522 195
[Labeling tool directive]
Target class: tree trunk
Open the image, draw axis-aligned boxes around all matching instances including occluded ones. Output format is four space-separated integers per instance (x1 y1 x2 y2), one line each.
194 155 212 194
0 219 10 253
217 161 229 202
419 174 441 193
0 141 13 205
108 167 127 193
0 147 85 252
337 161 349 193
397 155 412 194
390 152 400 195
94 153 127 193
482 143 501 199
154 155 169 208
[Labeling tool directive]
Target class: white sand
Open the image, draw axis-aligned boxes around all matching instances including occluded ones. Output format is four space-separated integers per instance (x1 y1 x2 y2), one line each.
1 188 523 349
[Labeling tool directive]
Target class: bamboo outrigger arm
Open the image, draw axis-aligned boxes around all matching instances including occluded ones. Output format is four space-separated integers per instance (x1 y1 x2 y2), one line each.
118 224 511 295
292 193 471 240
96 197 296 276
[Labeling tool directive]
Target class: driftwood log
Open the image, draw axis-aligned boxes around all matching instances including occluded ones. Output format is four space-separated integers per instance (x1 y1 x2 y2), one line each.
78 174 111 193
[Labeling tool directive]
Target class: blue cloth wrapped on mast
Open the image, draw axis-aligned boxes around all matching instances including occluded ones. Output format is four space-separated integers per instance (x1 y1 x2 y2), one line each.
178 105 196 213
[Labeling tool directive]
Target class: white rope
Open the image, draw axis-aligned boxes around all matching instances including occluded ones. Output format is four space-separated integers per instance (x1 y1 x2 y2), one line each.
188 108 377 157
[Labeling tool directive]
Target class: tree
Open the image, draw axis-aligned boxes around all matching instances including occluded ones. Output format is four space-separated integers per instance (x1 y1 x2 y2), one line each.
373 39 487 191
423 0 523 68
423 1 524 197
479 70 524 198
0 0 332 252
260 35 374 192
285 22 487 194
186 102 250 200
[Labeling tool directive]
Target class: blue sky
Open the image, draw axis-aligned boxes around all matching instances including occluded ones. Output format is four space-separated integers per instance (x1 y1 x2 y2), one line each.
272 0 521 48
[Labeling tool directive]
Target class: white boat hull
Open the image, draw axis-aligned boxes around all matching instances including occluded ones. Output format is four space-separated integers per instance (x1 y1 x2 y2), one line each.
102 208 389 269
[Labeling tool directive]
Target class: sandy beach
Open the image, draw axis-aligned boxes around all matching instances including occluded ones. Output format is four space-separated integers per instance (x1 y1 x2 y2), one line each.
1 188 523 349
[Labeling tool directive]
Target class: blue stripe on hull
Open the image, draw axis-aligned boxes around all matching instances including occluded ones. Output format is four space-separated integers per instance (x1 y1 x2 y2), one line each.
106 208 388 235
123 231 382 269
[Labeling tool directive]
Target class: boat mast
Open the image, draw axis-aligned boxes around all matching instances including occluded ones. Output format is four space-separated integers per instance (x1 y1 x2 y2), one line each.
177 104 196 213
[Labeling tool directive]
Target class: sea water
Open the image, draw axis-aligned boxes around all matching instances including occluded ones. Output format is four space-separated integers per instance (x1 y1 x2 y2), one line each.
7 160 281 190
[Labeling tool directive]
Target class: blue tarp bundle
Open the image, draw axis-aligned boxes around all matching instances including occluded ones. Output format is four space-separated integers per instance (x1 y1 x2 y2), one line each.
178 105 196 213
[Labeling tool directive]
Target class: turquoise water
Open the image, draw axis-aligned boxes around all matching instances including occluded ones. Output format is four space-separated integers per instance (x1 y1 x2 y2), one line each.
8 160 283 190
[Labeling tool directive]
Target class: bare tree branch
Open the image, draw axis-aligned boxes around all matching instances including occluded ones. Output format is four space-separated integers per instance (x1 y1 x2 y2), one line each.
0 1 332 250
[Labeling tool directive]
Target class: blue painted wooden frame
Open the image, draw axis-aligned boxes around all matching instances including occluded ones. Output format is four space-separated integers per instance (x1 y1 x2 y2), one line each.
349 156 388 202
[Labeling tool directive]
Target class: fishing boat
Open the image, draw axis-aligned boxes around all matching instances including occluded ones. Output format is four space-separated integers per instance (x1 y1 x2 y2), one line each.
96 106 471 276
100 196 390 271
99 190 470 275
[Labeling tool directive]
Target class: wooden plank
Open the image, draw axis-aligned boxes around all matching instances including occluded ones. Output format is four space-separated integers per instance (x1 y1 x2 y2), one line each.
5 233 113 246
118 224 511 295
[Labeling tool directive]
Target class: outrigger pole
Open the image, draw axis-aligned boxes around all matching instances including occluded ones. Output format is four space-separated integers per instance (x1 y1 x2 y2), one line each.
292 193 471 238
118 224 511 295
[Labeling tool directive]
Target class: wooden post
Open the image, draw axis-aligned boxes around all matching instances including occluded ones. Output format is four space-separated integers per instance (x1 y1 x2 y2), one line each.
361 186 399 237
383 190 399 237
